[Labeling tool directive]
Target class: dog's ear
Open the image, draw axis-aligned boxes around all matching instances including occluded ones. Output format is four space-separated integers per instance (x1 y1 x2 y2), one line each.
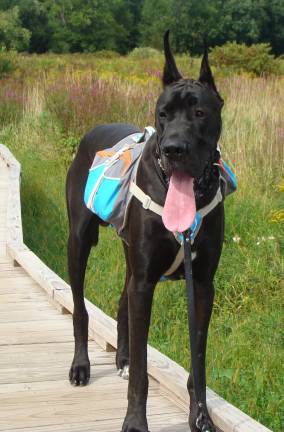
163 30 182 87
199 46 224 104
199 45 217 91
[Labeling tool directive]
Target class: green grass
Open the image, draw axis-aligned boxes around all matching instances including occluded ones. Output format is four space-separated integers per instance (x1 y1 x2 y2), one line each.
0 53 283 431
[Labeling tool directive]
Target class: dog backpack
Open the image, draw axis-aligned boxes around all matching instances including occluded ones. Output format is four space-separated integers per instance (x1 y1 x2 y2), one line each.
84 127 155 239
218 158 237 196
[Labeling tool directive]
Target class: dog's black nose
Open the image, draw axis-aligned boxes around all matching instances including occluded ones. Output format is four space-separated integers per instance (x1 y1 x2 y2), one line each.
163 143 185 160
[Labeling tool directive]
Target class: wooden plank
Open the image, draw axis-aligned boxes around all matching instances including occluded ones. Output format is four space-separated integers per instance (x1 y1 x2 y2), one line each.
0 262 14 271
0 374 159 396
0 300 56 313
0 364 159 392
0 341 116 368
0 244 6 257
0 352 116 378
0 391 180 430
0 381 159 406
7 247 63 297
0 309 61 323
0 318 72 332
0 292 48 303
0 322 74 345
0 268 30 278
0 285 47 295
0 378 128 395
0 361 117 385
0 276 41 286
0 412 189 432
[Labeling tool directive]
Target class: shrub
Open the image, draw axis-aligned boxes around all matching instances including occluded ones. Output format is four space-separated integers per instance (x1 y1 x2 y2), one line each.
0 48 17 78
56 134 79 167
210 42 284 76
94 50 121 59
128 47 161 59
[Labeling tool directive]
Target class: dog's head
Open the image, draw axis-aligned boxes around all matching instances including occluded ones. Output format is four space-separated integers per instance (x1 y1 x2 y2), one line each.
156 31 223 180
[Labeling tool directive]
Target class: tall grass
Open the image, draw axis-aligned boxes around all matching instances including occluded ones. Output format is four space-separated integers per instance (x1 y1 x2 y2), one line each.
220 75 284 185
0 79 25 126
0 54 283 431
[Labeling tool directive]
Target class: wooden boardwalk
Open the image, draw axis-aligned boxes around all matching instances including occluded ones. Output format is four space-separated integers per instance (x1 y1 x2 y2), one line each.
0 146 270 432
0 260 189 431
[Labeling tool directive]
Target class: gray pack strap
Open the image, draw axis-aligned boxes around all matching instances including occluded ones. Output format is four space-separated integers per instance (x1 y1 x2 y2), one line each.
131 181 222 220
164 248 197 277
198 187 223 218
130 182 163 216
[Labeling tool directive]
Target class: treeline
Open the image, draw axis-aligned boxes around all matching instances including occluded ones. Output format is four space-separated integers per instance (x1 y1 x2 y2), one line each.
0 0 283 55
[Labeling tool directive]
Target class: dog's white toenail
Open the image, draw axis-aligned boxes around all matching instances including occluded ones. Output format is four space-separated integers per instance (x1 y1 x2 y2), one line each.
122 365 129 380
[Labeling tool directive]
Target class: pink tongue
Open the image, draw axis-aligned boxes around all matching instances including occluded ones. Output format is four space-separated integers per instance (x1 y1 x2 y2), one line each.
162 172 196 232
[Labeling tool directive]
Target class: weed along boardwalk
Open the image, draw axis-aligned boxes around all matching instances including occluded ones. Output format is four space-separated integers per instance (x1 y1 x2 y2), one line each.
0 144 271 432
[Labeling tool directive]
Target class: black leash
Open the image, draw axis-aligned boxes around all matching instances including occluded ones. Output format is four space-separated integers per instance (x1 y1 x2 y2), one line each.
183 229 206 428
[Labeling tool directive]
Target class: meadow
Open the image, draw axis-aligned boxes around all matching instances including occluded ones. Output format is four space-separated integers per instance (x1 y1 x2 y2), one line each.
0 51 283 431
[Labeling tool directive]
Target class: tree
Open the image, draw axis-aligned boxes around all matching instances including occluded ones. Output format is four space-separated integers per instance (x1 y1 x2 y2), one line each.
113 0 144 52
0 6 30 51
18 0 51 53
259 0 284 55
139 0 172 49
46 0 130 53
170 0 222 53
139 0 284 55
0 0 283 55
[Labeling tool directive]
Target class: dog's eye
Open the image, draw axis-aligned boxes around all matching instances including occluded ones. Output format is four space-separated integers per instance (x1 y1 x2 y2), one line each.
196 109 204 118
159 111 167 119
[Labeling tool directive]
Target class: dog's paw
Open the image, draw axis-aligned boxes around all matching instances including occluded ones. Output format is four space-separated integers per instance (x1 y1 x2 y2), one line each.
121 427 149 432
117 364 129 380
121 413 149 432
116 350 129 370
196 415 215 432
121 423 149 432
189 405 215 432
69 360 90 386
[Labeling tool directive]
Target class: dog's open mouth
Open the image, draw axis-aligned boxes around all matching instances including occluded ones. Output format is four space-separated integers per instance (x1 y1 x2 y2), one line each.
162 171 196 232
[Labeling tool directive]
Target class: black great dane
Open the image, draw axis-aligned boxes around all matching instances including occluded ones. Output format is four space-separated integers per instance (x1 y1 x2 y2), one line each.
66 31 224 432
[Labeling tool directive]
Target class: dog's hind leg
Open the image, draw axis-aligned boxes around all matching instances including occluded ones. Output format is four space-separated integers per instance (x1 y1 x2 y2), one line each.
116 243 131 378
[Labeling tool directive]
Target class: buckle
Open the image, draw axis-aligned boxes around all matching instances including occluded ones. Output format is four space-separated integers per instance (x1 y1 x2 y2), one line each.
142 195 152 210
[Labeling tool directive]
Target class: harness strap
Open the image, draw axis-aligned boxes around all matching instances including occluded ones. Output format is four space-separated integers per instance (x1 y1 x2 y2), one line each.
198 187 223 218
129 182 164 216
164 249 197 276
130 181 223 277
131 181 222 220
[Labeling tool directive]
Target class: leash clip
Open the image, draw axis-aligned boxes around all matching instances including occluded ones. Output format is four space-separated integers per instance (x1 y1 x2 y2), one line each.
142 195 152 210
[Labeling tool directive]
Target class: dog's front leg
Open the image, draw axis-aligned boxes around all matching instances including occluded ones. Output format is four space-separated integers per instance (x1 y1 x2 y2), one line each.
121 276 154 432
187 280 215 432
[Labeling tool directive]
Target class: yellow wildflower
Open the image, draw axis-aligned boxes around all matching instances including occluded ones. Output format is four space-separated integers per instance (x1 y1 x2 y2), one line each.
270 210 284 223
276 180 284 192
